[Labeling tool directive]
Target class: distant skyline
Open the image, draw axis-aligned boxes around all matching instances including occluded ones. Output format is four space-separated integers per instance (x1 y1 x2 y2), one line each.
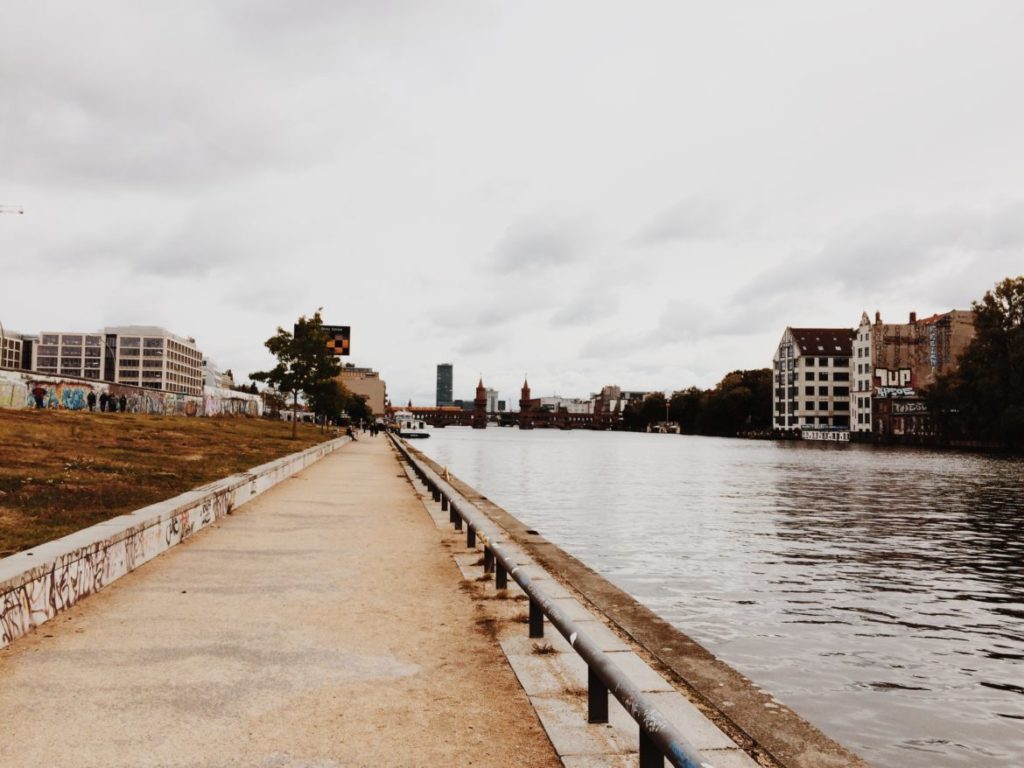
3 2 1022 405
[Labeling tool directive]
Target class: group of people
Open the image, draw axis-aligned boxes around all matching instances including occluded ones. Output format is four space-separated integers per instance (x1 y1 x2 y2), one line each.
30 388 129 412
92 392 129 413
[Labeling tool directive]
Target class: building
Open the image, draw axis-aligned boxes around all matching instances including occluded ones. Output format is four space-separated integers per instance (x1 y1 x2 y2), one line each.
436 363 453 407
202 359 236 389
485 387 498 414
32 331 107 380
338 364 387 416
772 328 855 433
1 330 25 369
472 378 487 429
868 310 975 438
851 313 874 434
30 326 205 394
103 326 204 395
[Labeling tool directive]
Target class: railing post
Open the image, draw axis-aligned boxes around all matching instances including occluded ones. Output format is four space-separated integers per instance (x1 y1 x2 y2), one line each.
638 728 663 768
483 547 494 573
588 666 608 724
529 598 544 638
431 487 440 503
495 562 507 590
441 495 449 512
454 513 463 531
449 503 458 525
467 525 476 549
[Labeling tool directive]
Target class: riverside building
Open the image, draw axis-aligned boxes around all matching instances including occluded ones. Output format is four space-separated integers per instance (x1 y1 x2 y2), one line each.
772 328 855 433
867 310 975 438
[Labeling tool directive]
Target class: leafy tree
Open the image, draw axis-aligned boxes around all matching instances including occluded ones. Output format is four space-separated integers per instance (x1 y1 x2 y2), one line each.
250 310 342 438
927 276 1024 448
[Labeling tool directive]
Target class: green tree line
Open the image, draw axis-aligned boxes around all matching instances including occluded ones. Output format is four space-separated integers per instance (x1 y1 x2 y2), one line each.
621 368 773 436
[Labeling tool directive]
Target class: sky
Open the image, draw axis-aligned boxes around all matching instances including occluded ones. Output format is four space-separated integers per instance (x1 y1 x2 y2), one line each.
2 2 1023 406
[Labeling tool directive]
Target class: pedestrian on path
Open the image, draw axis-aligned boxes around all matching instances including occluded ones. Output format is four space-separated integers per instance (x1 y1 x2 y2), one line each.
31 385 46 409
87 392 96 412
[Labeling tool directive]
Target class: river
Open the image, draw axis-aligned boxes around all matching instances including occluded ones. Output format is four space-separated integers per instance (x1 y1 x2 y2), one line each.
416 428 1024 768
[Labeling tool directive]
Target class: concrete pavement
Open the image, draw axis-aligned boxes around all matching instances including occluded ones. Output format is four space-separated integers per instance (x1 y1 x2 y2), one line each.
0 435 560 767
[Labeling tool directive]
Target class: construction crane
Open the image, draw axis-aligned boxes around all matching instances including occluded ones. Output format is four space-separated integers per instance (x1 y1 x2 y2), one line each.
0 205 24 214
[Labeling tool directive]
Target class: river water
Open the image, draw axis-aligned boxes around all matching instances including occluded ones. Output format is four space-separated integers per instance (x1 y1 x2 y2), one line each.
416 428 1024 768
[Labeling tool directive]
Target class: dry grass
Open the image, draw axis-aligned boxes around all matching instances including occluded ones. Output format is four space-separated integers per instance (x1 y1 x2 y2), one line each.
0 410 331 556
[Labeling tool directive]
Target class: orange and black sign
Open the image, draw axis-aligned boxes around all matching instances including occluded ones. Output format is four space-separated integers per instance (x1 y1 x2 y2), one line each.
322 325 350 356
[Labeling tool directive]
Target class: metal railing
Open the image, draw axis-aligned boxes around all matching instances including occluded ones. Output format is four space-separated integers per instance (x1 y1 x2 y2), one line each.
390 435 713 768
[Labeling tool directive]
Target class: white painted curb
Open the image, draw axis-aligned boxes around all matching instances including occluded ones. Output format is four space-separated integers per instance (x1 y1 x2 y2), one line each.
0 436 350 648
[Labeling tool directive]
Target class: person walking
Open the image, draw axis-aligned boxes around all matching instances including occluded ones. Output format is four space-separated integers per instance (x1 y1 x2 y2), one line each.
119 395 128 413
99 392 109 412
87 391 97 412
31 385 46 409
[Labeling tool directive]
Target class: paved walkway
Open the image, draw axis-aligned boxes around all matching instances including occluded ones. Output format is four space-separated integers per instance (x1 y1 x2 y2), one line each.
0 436 559 767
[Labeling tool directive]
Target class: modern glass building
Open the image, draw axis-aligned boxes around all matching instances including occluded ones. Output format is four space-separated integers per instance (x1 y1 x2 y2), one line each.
436 363 453 407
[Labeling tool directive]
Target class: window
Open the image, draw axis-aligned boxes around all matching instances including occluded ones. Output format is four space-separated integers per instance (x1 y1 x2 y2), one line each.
805 401 815 410
818 386 828 396
834 401 849 411
121 337 141 348
834 386 849 396
833 372 850 382
805 372 814 381
819 401 829 411
804 386 814 395
819 416 830 425
806 358 815 367
818 372 829 381
818 357 828 366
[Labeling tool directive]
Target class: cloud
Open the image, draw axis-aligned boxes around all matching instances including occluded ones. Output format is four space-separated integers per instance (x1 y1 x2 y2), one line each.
488 213 589 274
734 202 1024 307
636 197 752 245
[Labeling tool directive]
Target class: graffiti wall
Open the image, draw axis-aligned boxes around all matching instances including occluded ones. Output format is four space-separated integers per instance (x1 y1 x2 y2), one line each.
0 370 262 417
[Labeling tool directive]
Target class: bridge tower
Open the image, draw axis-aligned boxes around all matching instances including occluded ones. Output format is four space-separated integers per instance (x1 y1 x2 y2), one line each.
472 377 487 429
518 378 534 430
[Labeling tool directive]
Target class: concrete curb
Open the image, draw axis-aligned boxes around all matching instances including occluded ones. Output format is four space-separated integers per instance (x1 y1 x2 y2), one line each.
0 436 350 648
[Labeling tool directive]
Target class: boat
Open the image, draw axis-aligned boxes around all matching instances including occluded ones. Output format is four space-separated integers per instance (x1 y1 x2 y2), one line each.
394 411 431 439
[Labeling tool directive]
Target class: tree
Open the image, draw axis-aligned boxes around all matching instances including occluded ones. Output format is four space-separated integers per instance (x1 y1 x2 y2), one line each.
928 276 1024 448
250 310 342 438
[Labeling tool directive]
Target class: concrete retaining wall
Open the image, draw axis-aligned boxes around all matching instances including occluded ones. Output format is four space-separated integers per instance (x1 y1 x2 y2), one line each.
0 368 263 417
0 436 349 648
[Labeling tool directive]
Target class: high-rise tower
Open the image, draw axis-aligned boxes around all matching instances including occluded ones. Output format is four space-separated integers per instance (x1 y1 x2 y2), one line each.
436 363 453 407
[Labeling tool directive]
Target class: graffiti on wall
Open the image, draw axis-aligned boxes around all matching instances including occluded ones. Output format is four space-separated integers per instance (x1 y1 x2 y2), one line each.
0 486 238 648
893 401 928 415
26 381 96 410
1 371 261 417
874 368 915 398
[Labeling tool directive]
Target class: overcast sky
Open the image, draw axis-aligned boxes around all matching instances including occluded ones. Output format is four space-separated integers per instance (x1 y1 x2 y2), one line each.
2 2 1022 406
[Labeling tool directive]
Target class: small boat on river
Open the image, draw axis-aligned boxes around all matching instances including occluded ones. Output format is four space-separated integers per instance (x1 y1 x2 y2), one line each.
394 410 430 439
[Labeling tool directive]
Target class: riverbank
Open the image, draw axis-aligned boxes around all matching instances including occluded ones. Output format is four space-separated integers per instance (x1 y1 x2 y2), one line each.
405 440 870 768
0 410 330 555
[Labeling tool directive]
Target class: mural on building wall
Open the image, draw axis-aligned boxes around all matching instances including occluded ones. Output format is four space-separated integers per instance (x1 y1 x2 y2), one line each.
874 368 915 398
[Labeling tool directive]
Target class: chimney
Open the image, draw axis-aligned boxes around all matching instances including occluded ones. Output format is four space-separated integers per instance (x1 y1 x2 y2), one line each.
909 311 917 323
874 311 881 323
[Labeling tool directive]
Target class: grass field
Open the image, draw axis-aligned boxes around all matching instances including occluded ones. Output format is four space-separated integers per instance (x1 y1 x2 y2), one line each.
0 410 332 557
